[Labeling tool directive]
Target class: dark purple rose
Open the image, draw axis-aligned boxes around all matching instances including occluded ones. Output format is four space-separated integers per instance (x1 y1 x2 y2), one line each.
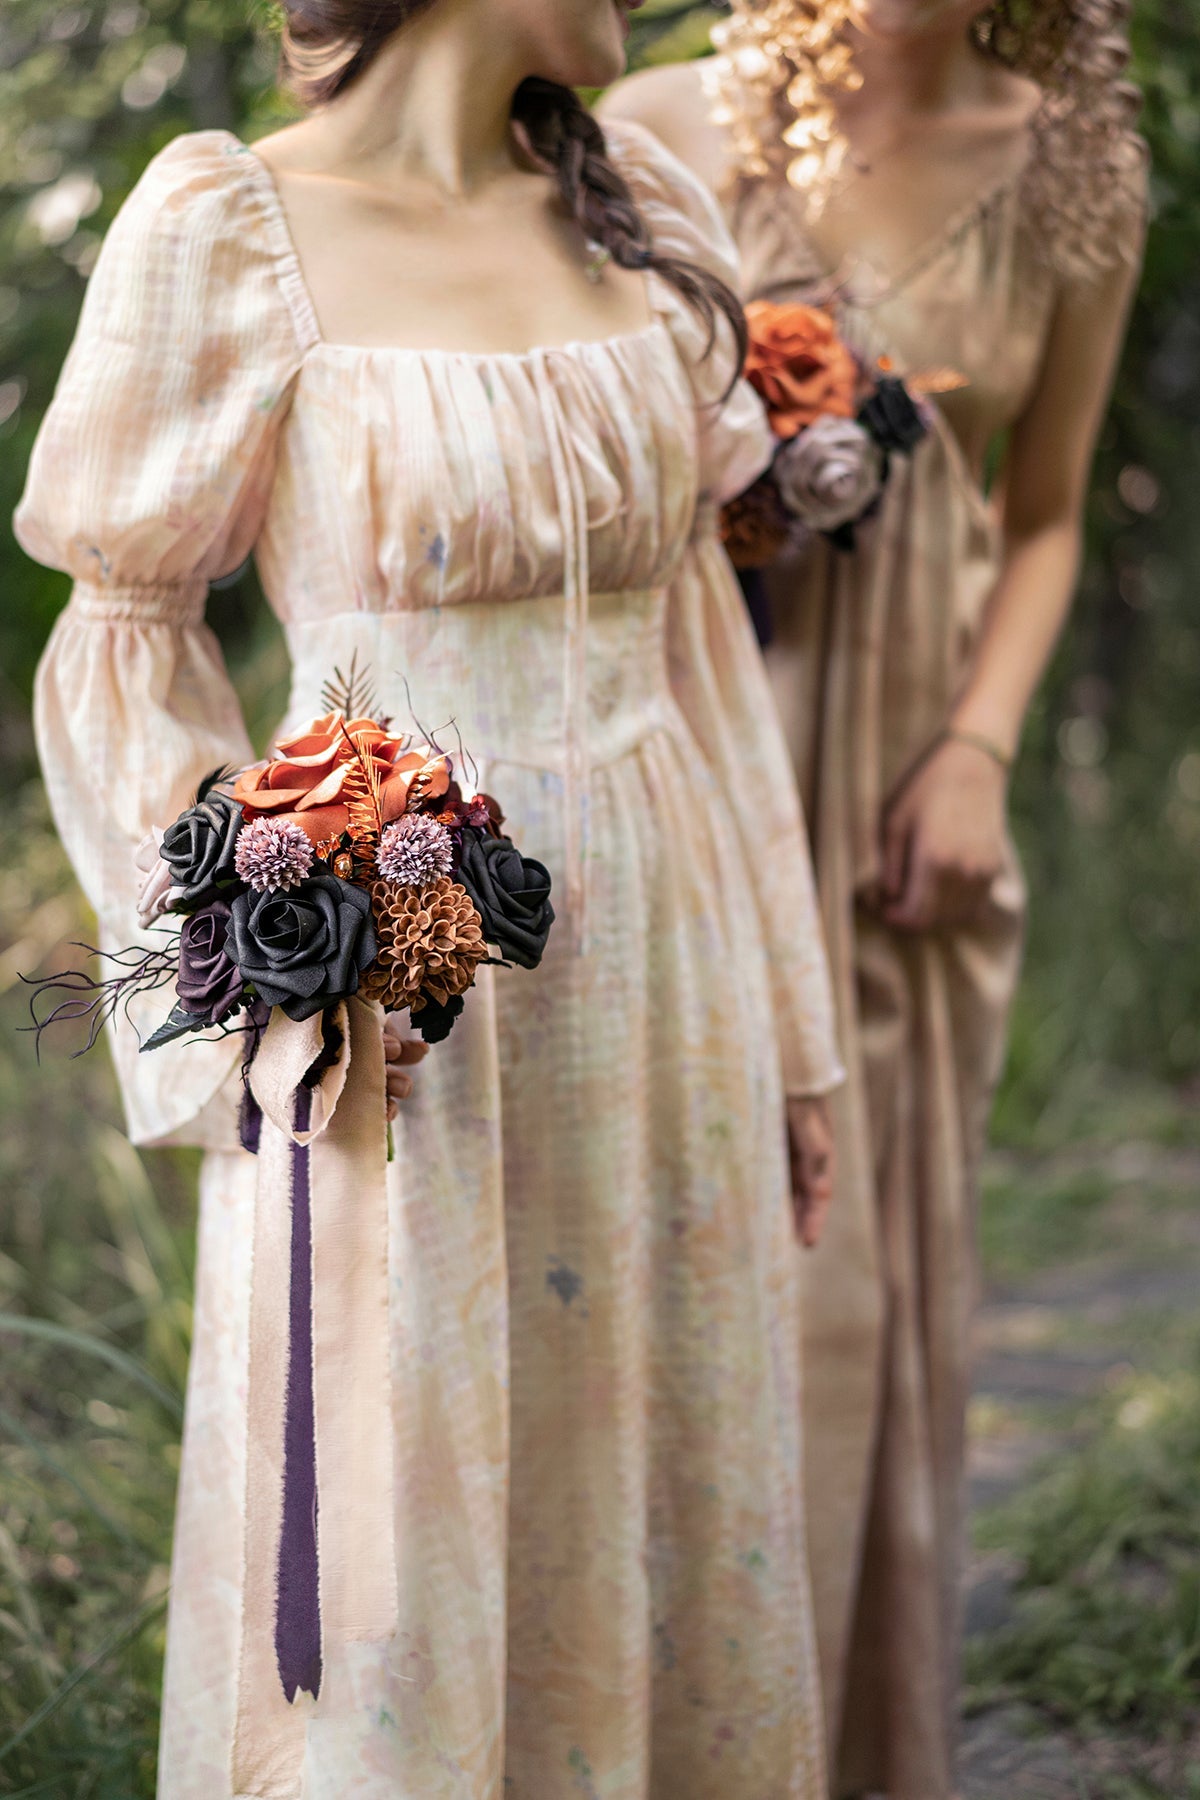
161 790 243 908
858 376 929 456
177 899 247 1023
226 873 376 1023
455 830 554 969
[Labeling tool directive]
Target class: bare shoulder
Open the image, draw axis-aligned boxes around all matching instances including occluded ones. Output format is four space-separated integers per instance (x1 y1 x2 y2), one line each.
245 118 327 176
597 60 727 196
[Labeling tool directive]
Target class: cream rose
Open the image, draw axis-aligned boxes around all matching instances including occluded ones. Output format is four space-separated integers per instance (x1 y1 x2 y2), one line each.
134 828 181 929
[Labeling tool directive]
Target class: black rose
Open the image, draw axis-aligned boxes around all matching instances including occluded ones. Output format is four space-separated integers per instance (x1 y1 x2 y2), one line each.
456 830 554 969
225 874 376 1023
177 900 247 1023
161 791 243 907
858 376 928 456
412 992 465 1044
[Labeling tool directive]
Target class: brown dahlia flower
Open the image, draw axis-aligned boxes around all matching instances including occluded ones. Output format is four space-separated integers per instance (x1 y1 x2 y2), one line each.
361 877 488 1013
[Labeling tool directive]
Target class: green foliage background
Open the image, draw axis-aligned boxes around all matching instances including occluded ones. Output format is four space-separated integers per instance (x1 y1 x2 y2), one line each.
1 0 1198 1095
0 2 1197 1793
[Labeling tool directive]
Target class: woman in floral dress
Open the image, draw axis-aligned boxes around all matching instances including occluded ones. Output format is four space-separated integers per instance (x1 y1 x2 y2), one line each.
16 0 843 1792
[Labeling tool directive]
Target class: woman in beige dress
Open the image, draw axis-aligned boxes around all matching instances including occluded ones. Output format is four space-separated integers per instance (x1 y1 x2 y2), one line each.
16 0 847 1793
602 3 1146 1793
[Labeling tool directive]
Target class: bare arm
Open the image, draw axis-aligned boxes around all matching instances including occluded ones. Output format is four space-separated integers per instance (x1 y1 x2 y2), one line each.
881 226 1144 930
951 247 1143 757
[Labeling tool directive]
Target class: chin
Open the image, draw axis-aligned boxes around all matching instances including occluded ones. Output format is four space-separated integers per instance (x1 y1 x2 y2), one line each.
556 30 627 89
530 0 629 90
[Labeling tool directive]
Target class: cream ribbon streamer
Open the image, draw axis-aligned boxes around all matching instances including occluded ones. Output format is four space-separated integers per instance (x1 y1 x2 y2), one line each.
231 996 395 1798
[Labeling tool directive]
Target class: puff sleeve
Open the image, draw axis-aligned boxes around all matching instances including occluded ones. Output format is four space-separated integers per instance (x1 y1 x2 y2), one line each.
15 132 309 1148
605 119 843 1095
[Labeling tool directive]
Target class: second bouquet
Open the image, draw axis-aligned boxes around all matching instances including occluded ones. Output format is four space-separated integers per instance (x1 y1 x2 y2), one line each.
721 299 964 566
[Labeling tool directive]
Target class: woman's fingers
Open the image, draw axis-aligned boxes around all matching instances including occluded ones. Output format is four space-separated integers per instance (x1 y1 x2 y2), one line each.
885 832 936 930
385 1065 414 1121
793 1166 834 1249
881 806 910 901
888 850 994 931
787 1097 836 1249
382 1016 429 1116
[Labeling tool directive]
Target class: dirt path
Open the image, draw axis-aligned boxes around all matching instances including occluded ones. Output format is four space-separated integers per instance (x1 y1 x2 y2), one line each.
959 1141 1200 1799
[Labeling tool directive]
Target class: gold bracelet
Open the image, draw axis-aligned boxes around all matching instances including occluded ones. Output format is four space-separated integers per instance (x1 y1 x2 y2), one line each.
943 727 1014 772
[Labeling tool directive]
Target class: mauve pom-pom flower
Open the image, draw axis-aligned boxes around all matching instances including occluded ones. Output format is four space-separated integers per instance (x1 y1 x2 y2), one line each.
376 814 455 887
234 817 314 892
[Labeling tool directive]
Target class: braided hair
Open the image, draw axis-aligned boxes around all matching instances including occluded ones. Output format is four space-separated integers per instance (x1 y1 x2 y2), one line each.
275 0 747 370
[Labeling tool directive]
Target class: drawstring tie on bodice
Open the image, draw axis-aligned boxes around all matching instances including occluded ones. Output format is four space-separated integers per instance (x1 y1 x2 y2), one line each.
531 351 596 957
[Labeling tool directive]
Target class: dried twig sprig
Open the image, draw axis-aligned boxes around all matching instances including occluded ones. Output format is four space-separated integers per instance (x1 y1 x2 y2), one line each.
21 942 184 1059
337 719 386 845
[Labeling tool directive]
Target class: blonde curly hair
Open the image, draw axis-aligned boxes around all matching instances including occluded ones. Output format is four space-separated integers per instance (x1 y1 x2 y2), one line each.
707 0 1147 276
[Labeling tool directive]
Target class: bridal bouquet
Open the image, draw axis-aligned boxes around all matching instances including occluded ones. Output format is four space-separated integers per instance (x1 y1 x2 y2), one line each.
722 299 963 561
30 665 555 1062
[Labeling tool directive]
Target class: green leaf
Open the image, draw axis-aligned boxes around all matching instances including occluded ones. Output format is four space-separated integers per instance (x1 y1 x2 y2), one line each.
0 1404 139 1552
0 1592 167 1768
0 1313 183 1421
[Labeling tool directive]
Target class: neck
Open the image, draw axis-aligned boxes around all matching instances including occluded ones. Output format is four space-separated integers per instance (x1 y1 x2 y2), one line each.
315 0 530 196
846 11 985 115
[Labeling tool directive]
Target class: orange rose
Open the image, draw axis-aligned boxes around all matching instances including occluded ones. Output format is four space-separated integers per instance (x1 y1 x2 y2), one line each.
234 714 452 847
743 301 860 439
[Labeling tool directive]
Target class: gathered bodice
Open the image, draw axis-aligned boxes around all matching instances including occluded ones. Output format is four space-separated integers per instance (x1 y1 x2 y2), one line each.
258 326 698 625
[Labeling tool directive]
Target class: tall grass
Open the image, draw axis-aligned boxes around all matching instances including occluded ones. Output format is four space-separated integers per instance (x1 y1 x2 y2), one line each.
0 784 194 1800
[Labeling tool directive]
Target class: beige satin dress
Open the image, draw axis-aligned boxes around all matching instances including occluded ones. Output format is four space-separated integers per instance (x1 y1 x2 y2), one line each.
730 135 1129 1797
18 122 843 1799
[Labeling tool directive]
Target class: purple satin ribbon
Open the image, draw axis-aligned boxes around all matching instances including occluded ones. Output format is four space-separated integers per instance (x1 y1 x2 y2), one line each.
275 1081 322 1702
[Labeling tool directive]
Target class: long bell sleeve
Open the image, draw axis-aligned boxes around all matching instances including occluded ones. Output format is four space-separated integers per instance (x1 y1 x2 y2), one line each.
607 120 844 1095
15 133 308 1147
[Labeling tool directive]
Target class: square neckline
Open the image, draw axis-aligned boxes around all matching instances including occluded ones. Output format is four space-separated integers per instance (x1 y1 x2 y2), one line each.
223 131 669 366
